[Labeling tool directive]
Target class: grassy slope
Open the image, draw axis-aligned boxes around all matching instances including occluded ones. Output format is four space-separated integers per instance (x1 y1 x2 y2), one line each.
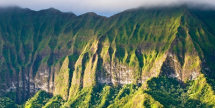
0 5 215 108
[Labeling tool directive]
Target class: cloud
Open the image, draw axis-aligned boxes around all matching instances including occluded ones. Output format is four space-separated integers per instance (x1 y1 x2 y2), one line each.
0 0 215 16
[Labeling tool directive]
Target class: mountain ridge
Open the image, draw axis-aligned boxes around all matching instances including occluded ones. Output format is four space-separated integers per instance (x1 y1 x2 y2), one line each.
0 5 215 107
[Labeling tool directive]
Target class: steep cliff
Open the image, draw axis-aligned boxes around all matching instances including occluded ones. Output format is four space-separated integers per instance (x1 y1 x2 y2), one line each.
0 5 215 107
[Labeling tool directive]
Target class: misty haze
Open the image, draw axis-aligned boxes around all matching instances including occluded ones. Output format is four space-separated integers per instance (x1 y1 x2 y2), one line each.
0 1 215 108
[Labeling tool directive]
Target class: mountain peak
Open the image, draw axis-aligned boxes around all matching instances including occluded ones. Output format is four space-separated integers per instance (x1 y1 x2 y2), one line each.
79 12 98 16
39 7 61 13
0 5 215 107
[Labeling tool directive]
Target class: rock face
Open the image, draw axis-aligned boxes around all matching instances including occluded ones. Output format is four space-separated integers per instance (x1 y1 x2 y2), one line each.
160 53 201 80
0 6 215 103
98 63 134 85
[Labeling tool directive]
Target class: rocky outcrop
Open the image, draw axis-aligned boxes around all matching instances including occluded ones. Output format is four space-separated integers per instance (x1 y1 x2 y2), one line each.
98 63 134 85
0 6 215 104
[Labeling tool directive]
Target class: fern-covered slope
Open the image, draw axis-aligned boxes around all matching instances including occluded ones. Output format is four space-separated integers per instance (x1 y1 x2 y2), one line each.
0 5 215 107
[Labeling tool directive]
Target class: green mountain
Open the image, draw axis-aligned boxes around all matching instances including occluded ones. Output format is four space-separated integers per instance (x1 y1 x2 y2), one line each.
0 5 215 108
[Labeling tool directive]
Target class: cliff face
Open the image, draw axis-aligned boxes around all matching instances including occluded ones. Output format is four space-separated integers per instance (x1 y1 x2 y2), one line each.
0 6 215 106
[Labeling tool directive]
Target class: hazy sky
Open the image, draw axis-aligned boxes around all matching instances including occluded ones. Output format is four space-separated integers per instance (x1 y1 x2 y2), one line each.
0 0 215 16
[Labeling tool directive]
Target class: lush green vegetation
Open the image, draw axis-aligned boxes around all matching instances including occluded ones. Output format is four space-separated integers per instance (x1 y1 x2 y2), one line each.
0 4 215 108
0 97 17 108
43 95 65 108
25 90 52 108
21 75 215 108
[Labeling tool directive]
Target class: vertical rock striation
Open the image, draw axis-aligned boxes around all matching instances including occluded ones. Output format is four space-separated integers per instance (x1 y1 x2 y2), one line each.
0 6 214 104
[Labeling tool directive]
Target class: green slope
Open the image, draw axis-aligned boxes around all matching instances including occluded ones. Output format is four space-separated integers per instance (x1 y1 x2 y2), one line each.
0 5 215 107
